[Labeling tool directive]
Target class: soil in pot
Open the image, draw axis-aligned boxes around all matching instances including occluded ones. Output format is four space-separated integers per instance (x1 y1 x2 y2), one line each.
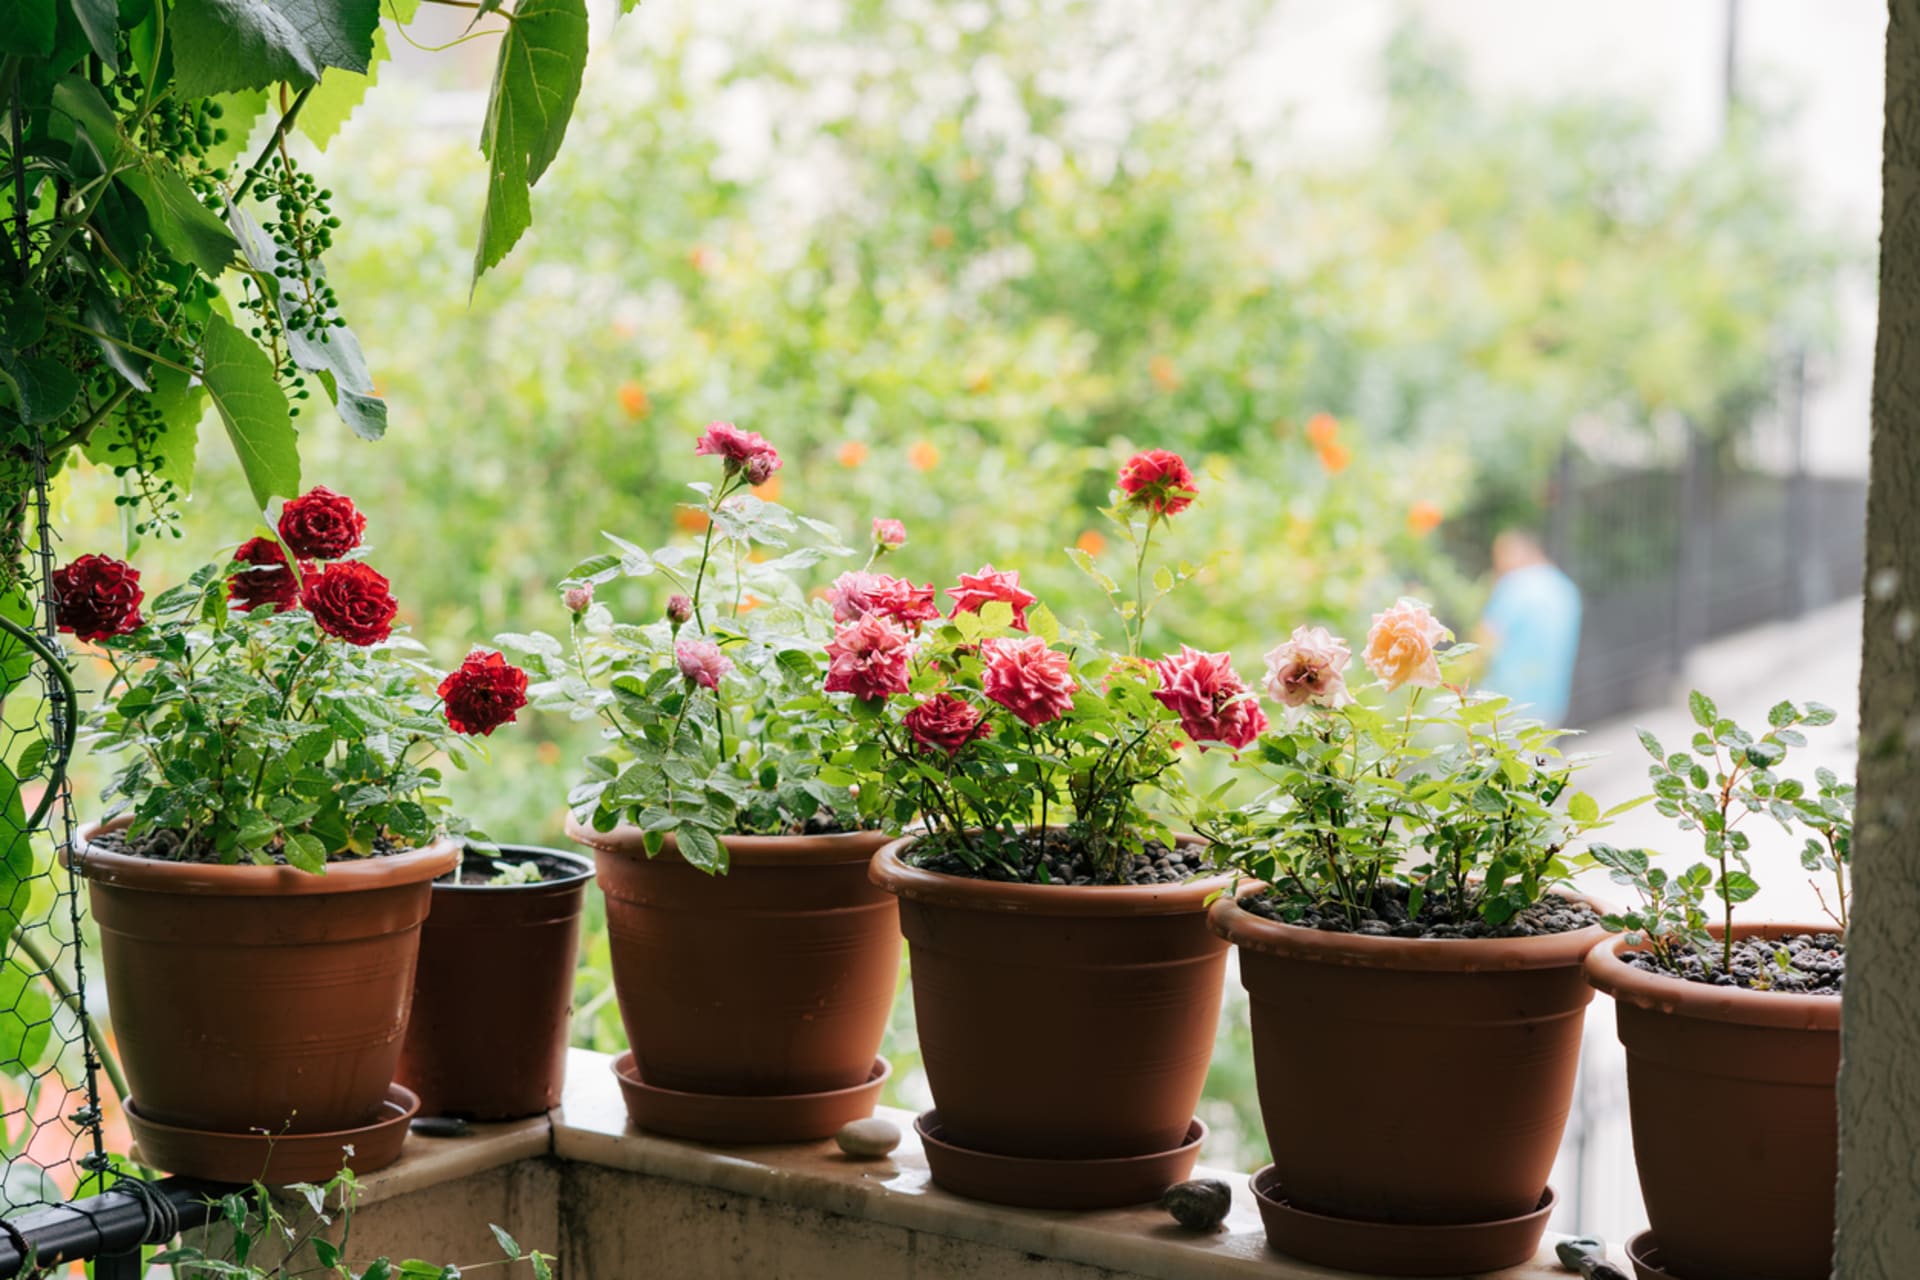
870 832 1230 1164
1211 887 1605 1227
908 829 1210 886
569 818 900 1099
397 846 594 1120
70 822 455 1139
1586 924 1840 1280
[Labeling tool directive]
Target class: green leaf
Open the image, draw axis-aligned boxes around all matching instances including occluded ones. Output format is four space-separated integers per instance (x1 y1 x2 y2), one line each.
488 1225 520 1260
119 163 240 276
169 0 381 96
673 824 726 874
1718 869 1760 904
1635 727 1662 760
1687 689 1717 729
81 286 152 391
200 314 301 509
1766 700 1796 729
0 0 56 55
283 831 328 873
84 362 202 496
66 0 118 68
1566 792 1599 824
298 29 389 148
0 958 53 1081
0 350 79 424
473 0 590 282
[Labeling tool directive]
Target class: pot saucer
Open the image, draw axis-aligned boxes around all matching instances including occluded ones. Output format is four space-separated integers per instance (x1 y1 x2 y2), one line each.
127 1085 419 1184
1250 1165 1555 1277
914 1110 1205 1210
611 1052 890 1144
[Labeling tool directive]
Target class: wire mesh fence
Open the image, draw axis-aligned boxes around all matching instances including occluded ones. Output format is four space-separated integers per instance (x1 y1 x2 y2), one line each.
0 439 112 1215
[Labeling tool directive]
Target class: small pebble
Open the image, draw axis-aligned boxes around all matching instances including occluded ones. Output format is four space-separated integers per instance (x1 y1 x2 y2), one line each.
1161 1178 1232 1231
835 1116 902 1159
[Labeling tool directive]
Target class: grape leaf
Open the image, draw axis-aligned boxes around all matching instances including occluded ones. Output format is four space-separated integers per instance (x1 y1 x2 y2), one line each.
472 0 589 282
200 314 301 509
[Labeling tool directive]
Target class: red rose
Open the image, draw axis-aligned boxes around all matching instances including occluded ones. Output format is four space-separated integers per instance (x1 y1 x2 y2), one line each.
302 561 398 646
51 554 143 641
278 486 367 560
904 693 992 755
979 636 1076 727
824 613 914 701
694 421 783 481
946 565 1038 631
1152 645 1268 751
827 571 942 630
1118 449 1197 515
227 537 310 614
438 650 530 736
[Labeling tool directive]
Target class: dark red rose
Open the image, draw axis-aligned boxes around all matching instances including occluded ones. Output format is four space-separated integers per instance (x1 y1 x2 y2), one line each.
52 554 144 641
904 692 992 755
1118 448 1197 515
227 537 311 614
438 650 530 736
302 561 397 646
277 486 367 560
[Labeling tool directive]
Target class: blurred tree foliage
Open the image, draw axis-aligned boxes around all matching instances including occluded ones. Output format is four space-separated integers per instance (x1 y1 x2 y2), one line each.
55 0 1846 1164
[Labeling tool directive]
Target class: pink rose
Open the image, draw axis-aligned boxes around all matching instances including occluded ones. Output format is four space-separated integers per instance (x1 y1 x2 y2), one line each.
1118 449 1197 516
667 593 694 627
694 421 782 481
562 584 594 615
872 518 908 549
676 637 733 690
1363 597 1450 692
979 636 1077 727
1263 625 1354 712
1153 645 1269 751
946 565 1038 632
904 693 992 755
827 571 941 630
824 613 915 701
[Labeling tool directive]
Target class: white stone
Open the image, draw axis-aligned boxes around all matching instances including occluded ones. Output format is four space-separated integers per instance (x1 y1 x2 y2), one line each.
834 1116 902 1158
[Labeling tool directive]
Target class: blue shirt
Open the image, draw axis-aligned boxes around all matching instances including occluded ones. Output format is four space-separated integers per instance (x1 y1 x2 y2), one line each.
1481 563 1582 726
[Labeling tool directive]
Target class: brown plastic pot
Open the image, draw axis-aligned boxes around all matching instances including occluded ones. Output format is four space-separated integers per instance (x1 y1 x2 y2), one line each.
1585 924 1840 1280
869 834 1231 1162
69 821 456 1137
397 846 594 1120
566 818 899 1097
1209 889 1606 1227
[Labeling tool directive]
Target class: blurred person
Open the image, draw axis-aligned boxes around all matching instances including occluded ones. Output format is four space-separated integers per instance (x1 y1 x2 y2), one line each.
1477 529 1582 726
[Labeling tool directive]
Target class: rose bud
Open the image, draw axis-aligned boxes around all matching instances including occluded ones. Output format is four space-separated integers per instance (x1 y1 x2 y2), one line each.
667 594 694 628
563 584 594 615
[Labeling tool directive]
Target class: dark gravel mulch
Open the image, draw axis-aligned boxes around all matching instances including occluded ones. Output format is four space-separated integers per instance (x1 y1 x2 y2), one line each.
85 826 413 867
1627 932 1845 995
1237 881 1600 940
909 830 1210 886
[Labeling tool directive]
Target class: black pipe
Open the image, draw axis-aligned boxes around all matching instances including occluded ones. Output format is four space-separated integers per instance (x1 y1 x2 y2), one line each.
0 1177 230 1278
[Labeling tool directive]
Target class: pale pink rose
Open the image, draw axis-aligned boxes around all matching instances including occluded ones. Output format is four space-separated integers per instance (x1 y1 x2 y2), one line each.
1153 646 1269 751
826 571 941 630
824 613 915 701
1362 598 1450 692
872 518 908 549
562 584 594 615
979 636 1077 727
675 638 732 689
1263 625 1354 711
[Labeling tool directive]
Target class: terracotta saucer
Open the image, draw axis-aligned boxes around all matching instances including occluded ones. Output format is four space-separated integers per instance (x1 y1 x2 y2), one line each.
1250 1165 1555 1277
127 1085 419 1185
915 1110 1205 1210
611 1052 890 1144
1627 1231 1704 1280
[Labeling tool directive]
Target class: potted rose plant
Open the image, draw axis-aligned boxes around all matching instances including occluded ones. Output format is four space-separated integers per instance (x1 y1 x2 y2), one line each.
65 488 528 1182
1583 692 1844 1280
512 422 900 1142
1199 604 1619 1276
846 450 1248 1210
394 654 597 1122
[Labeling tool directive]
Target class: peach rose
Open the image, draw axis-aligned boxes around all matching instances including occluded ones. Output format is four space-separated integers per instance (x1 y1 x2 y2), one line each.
1362 598 1450 692
1263 625 1354 712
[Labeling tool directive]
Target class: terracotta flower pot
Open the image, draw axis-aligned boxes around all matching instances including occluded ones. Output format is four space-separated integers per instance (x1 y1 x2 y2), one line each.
1585 924 1840 1280
70 822 456 1136
1208 890 1606 1226
397 846 594 1120
566 818 899 1097
869 834 1231 1162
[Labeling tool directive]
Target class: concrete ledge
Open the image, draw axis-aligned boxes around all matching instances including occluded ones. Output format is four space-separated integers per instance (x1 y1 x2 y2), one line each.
312 1049 1611 1279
